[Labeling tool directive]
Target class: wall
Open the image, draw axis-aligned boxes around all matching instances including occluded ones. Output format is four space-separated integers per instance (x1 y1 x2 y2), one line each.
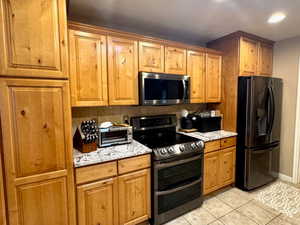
273 36 300 177
72 104 206 134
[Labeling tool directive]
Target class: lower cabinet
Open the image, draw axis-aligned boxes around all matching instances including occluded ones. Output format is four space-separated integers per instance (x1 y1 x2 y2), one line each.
77 178 119 225
203 141 236 195
118 169 151 225
75 155 151 225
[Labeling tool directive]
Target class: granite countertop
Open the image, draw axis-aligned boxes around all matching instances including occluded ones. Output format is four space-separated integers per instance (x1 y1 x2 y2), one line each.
178 130 238 142
73 140 152 168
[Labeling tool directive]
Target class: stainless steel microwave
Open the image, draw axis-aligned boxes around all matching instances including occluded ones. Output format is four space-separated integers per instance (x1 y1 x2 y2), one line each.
98 126 132 147
139 72 190 106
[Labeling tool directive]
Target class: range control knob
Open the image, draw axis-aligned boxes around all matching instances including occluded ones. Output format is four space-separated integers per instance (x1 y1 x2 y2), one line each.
179 145 185 152
160 149 167 155
167 147 174 153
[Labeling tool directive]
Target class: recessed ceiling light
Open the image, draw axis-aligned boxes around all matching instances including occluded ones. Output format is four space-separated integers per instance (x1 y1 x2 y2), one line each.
268 12 286 24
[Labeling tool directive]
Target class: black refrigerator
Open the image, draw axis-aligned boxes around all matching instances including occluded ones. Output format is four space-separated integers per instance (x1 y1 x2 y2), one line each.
236 76 282 190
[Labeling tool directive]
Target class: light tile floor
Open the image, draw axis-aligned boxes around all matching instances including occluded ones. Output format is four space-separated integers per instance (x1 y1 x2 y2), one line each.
162 182 299 225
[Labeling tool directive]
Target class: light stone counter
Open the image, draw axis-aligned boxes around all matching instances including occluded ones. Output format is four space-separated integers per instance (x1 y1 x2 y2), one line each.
178 130 238 142
74 140 152 168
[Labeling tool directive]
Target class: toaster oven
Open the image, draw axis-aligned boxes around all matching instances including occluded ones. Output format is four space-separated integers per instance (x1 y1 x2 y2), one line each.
98 126 132 147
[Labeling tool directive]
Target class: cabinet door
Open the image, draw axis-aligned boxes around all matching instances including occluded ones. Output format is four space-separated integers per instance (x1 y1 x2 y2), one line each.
108 36 138 105
219 147 236 187
0 0 68 78
0 139 6 225
204 151 220 195
69 30 108 107
258 43 273 76
187 50 206 103
165 47 187 75
0 79 76 225
139 42 164 73
77 178 118 225
206 54 221 102
240 37 259 75
118 169 151 225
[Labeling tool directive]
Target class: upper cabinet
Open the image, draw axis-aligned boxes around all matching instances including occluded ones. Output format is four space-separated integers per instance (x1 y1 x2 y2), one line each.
107 36 139 105
69 30 108 107
0 0 69 78
258 43 273 76
187 50 206 103
139 41 164 73
165 46 187 75
239 37 259 75
206 53 222 103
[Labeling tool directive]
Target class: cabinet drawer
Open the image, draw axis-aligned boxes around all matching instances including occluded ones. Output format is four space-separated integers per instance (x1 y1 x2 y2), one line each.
118 154 151 175
75 161 117 184
204 140 221 153
220 137 236 149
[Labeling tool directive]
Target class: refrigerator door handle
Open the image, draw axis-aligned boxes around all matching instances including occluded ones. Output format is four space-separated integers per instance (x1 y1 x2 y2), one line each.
267 86 275 135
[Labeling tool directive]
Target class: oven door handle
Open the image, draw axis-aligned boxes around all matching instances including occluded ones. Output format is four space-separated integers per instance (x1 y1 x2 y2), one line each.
156 154 202 169
156 177 202 196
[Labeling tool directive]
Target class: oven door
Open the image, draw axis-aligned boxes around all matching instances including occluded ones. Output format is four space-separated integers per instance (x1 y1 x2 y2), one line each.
153 154 203 222
139 72 190 105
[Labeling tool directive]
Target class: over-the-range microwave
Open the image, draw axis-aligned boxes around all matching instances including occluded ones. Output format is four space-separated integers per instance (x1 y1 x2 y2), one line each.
139 72 190 106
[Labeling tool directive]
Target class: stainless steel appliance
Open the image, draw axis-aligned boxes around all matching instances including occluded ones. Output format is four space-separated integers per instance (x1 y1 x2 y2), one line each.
139 72 190 105
98 126 132 147
236 76 282 190
131 114 204 225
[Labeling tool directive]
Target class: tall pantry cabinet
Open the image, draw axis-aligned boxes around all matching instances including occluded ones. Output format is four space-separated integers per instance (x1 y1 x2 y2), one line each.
0 1 76 225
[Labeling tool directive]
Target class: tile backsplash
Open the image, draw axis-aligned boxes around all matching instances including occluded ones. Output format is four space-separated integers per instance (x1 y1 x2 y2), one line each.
72 104 207 134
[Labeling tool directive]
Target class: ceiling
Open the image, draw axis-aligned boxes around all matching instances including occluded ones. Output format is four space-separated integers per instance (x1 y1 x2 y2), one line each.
68 0 300 45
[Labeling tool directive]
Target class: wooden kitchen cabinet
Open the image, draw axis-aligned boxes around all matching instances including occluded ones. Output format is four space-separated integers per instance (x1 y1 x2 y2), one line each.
69 30 108 107
203 151 220 195
139 41 164 73
0 78 76 225
219 147 236 187
165 46 187 75
0 143 6 225
206 53 222 102
77 178 119 225
0 0 69 78
108 36 139 105
187 50 206 103
239 37 259 75
258 42 273 76
118 168 151 225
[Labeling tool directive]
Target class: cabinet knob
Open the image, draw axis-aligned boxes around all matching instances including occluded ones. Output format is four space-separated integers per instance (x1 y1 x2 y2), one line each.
20 110 26 116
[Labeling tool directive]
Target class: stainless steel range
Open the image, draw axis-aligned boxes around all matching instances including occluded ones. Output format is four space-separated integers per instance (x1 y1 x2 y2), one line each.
131 114 205 225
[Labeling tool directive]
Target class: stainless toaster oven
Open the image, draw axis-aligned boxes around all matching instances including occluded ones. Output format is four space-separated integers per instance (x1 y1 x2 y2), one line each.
98 126 132 147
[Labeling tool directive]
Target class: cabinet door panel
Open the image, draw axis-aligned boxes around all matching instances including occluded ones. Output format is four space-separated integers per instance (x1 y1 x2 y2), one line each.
139 42 164 73
0 79 76 225
187 50 206 103
118 169 150 225
258 43 273 76
240 37 259 75
0 138 6 225
69 30 108 106
206 54 221 102
0 0 68 78
77 178 118 225
108 36 138 105
204 151 220 195
165 47 187 74
219 147 236 187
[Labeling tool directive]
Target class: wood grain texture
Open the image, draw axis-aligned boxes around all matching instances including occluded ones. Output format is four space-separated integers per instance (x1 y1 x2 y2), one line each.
0 123 6 225
220 137 236 149
206 53 222 102
204 140 221 154
204 151 220 195
118 168 151 225
219 147 236 187
69 30 108 106
107 36 139 105
77 178 119 225
76 162 117 185
139 41 164 73
165 46 187 75
0 0 69 78
239 37 259 75
0 78 76 225
258 42 273 76
118 154 151 175
187 50 206 103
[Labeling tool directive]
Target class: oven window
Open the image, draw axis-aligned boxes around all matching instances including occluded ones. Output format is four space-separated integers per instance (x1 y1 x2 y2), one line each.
144 78 184 100
158 180 201 214
101 130 127 143
157 157 202 191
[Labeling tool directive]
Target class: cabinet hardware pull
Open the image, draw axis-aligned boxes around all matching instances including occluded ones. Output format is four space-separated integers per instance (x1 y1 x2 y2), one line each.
20 110 26 116
121 57 126 64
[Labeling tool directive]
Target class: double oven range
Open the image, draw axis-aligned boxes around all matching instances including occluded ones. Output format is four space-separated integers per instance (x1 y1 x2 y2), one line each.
131 115 205 225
